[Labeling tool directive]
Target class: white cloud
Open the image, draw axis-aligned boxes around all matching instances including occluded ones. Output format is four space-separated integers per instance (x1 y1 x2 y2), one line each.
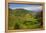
11 5 42 12
23 6 42 11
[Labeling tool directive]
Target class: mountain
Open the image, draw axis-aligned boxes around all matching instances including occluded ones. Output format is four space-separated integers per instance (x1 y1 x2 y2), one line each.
9 8 42 17
9 8 33 16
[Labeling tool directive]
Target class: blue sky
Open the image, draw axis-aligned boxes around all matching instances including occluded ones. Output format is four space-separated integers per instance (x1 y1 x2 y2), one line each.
9 4 42 11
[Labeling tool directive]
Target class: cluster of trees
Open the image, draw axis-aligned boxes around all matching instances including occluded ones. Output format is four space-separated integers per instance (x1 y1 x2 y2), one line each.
8 8 43 30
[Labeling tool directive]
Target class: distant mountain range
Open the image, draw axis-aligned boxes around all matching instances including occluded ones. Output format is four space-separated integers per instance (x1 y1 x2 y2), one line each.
9 8 42 16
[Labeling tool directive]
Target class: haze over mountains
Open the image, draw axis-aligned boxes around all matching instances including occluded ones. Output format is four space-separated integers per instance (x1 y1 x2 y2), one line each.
9 8 42 12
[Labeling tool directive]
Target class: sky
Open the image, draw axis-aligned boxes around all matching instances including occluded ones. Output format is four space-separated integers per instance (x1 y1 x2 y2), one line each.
9 3 42 11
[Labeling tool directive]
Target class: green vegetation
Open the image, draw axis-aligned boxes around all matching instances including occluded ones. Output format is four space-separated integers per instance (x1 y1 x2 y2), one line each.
8 8 43 30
